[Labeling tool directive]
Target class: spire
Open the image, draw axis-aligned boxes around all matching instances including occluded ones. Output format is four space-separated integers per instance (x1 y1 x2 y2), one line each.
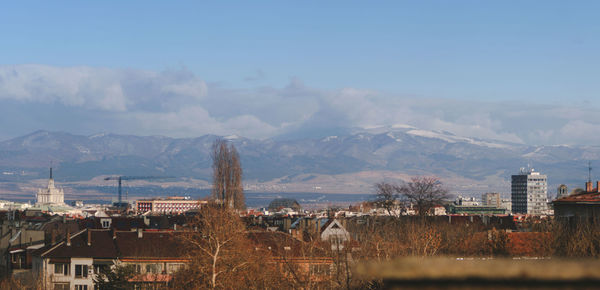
50 167 53 180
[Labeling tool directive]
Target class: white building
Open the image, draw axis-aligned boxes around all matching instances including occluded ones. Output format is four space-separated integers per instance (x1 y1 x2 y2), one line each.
135 196 206 214
455 196 479 206
36 168 65 206
320 219 351 250
34 229 187 290
511 168 548 215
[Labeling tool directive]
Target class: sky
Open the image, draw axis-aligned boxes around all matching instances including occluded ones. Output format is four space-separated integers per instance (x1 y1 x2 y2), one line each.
0 1 599 145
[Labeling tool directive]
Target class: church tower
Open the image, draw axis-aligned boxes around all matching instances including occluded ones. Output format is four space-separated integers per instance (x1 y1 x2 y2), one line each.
36 168 65 205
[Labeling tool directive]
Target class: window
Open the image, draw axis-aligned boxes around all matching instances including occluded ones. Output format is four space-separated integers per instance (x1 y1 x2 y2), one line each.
75 264 88 278
75 285 88 290
167 263 184 274
53 283 70 290
54 263 69 275
145 263 160 274
93 264 108 275
100 219 111 229
310 264 331 275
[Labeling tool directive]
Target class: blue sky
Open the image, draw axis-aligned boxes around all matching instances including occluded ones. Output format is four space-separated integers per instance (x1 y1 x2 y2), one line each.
1 1 599 144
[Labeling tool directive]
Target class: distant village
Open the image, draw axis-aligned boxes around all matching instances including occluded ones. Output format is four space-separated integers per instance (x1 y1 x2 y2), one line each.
1 164 599 289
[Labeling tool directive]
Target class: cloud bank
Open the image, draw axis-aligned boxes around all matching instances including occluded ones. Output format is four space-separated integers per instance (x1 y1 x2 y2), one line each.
0 64 599 145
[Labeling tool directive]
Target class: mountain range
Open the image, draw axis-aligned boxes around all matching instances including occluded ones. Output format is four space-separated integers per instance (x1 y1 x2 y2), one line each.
1 127 599 199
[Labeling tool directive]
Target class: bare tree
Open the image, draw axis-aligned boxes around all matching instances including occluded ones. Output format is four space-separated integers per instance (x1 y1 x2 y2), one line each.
173 204 289 289
374 182 400 216
398 176 450 216
211 139 245 210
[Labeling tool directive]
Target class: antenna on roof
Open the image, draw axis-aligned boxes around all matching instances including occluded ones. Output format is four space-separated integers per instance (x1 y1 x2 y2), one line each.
589 161 592 183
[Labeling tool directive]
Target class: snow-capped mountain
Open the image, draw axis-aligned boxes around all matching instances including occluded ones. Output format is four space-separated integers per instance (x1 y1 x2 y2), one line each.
0 129 598 195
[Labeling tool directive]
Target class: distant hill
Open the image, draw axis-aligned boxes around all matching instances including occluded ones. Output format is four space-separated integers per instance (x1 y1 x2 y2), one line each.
0 128 598 197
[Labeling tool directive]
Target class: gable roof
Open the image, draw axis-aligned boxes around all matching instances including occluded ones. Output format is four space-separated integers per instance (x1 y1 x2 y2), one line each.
38 229 186 260
321 219 347 234
115 231 187 259
247 231 328 257
41 229 118 259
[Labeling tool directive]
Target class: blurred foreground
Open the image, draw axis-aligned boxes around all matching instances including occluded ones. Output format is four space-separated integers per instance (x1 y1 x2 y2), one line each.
355 257 600 289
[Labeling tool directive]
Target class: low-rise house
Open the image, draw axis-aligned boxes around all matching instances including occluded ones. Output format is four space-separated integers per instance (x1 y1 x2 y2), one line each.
0 213 80 276
115 229 188 285
33 228 187 289
554 181 600 220
320 219 351 250
34 229 117 290
247 231 333 285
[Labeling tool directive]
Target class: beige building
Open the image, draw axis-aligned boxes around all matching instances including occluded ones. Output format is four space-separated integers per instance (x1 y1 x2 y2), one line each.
135 197 207 214
482 192 501 208
36 168 65 206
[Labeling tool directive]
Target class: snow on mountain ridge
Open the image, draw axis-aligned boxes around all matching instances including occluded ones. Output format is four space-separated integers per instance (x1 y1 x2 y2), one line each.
406 129 509 149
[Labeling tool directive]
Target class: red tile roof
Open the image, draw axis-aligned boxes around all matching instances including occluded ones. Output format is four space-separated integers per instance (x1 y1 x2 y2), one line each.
554 190 600 203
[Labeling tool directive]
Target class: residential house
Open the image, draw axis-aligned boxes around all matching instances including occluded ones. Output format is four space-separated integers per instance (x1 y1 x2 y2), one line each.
33 228 187 290
554 181 600 220
247 231 333 286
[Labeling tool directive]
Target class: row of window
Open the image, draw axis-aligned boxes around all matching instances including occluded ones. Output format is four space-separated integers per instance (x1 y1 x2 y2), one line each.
53 283 87 290
54 264 97 278
55 263 184 277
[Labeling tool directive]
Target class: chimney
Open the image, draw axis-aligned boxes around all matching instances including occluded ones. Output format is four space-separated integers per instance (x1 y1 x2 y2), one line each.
137 228 143 239
66 230 71 246
315 219 319 234
586 181 593 192
87 230 92 246
597 181 600 193
51 229 56 245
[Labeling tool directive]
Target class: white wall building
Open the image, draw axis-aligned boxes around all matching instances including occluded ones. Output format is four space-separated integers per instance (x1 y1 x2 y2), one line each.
36 168 65 206
320 219 351 250
135 197 206 214
34 229 187 290
511 168 548 215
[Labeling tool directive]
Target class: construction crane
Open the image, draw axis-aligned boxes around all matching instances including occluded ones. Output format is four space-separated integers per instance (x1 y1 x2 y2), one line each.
104 176 171 207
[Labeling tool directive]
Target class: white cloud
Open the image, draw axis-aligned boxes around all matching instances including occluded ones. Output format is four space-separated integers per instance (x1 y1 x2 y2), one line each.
1 64 600 145
559 120 600 144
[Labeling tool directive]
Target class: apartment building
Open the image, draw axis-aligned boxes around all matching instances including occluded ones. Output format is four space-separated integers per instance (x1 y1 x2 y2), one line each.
33 228 187 290
135 197 207 214
511 168 548 215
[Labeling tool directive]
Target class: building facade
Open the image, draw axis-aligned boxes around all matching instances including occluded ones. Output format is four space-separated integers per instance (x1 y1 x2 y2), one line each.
511 169 548 215
135 197 206 214
557 184 569 199
482 193 501 208
33 229 187 290
554 181 600 220
36 168 65 206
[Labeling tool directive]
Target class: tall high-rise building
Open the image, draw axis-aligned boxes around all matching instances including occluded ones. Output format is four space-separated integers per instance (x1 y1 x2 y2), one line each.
511 168 548 215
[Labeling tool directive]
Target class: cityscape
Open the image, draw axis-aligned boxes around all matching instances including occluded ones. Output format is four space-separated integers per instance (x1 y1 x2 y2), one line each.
2 1 600 289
